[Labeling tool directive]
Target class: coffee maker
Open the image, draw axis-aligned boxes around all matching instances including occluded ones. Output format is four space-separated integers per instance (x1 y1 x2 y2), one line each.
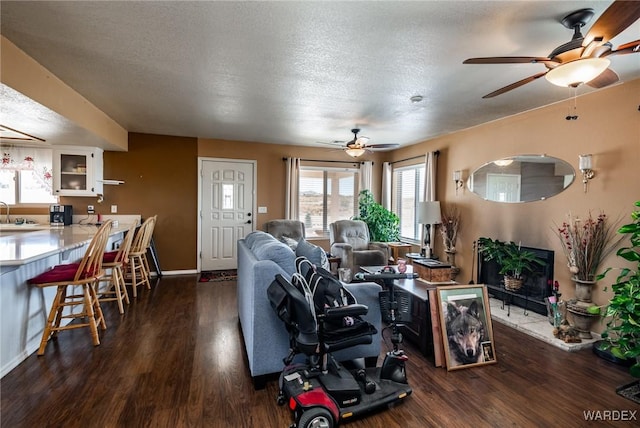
50 204 73 226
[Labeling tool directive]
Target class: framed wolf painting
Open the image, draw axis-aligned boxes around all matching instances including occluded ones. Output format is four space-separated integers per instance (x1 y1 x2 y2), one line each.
437 285 497 371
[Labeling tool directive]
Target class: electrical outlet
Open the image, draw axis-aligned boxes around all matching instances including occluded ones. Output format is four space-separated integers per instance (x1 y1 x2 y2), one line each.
111 205 118 213
87 205 95 214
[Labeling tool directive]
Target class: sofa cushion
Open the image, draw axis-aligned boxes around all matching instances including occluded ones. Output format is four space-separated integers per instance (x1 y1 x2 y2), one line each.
280 236 299 250
253 240 296 275
246 231 278 250
296 239 330 271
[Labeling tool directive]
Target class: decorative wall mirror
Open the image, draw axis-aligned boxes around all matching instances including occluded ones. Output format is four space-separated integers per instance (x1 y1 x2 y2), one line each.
468 155 575 203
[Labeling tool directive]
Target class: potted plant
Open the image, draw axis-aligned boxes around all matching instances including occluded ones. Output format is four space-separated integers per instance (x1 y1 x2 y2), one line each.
595 201 640 378
355 189 400 242
477 237 546 291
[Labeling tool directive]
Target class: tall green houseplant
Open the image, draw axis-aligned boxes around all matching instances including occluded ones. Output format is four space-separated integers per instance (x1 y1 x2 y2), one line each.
597 201 640 378
355 190 400 242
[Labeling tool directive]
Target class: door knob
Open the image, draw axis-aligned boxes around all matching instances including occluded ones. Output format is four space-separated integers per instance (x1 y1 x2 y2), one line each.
247 212 252 217
245 220 252 224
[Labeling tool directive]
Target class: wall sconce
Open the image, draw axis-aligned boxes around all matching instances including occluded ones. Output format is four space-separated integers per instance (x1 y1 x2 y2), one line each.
453 170 464 194
579 154 595 193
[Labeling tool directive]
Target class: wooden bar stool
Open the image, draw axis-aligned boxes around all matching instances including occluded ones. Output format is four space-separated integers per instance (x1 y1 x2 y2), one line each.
140 215 157 281
97 223 135 314
127 216 156 298
28 221 113 356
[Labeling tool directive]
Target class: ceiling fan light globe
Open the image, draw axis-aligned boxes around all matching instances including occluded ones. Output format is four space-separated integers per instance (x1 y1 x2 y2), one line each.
544 58 610 87
494 159 514 167
345 148 366 158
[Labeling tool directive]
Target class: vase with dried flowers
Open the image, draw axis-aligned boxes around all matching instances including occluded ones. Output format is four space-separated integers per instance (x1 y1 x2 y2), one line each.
554 211 622 304
440 206 461 280
440 206 460 252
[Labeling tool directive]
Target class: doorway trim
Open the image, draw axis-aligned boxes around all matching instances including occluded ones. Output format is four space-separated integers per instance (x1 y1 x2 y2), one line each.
197 157 257 273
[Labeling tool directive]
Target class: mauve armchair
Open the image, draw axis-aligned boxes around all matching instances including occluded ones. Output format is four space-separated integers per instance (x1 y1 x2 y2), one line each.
329 220 390 273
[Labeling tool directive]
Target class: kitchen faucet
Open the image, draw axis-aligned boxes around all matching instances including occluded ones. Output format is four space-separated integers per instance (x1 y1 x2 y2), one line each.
0 201 9 224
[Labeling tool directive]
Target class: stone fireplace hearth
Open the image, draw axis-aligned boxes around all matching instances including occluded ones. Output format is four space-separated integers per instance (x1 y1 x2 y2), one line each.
489 298 599 351
477 243 595 351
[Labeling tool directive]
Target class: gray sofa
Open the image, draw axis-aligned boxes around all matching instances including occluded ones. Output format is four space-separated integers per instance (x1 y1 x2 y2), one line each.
237 231 382 389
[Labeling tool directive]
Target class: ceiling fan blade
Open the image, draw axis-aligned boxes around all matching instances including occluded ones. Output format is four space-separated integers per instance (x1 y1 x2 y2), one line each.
316 140 346 147
583 1 640 47
463 56 553 65
586 68 619 88
364 144 400 150
481 72 548 98
603 39 640 57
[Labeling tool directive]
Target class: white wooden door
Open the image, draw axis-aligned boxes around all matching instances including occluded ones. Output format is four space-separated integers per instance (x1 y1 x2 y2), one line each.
201 159 255 271
487 173 521 202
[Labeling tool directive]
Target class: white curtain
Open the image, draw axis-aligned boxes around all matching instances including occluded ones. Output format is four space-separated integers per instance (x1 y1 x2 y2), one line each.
0 146 54 193
423 152 438 254
381 161 392 210
423 152 436 202
285 157 300 220
359 161 373 194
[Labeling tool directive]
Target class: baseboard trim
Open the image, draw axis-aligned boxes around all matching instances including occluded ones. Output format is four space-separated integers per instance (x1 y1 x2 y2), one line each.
150 269 198 276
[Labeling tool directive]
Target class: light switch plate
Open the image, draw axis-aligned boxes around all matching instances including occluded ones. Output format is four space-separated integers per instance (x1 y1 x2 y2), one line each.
111 205 118 213
258 206 267 214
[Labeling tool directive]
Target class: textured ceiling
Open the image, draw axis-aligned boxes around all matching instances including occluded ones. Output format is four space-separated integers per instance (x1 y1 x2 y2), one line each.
1 1 639 149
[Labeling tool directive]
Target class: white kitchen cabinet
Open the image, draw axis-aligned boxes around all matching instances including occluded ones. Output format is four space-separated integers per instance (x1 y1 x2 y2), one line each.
52 146 104 196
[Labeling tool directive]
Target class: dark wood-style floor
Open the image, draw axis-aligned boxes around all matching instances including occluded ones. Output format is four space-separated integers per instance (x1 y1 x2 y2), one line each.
1 275 637 427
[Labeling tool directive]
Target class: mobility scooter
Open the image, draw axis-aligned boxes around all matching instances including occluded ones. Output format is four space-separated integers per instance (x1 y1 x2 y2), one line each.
268 260 416 428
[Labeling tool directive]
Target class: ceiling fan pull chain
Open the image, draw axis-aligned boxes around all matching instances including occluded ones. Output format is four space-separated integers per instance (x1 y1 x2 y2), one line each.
566 87 579 120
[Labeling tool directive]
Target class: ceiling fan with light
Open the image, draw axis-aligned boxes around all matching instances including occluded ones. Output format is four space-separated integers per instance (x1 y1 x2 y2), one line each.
463 1 640 98
328 128 399 158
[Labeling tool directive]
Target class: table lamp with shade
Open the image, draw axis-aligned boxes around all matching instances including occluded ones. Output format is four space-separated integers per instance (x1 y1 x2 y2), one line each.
417 201 442 258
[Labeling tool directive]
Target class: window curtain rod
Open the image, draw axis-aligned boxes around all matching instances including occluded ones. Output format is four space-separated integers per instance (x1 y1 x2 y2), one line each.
281 157 371 165
389 150 439 165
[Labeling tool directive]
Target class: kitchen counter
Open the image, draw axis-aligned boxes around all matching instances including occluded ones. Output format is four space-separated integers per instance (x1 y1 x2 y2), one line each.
0 222 136 267
1 216 141 378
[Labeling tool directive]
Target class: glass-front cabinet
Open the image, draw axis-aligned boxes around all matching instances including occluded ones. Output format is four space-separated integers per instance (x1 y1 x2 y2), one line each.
52 146 104 196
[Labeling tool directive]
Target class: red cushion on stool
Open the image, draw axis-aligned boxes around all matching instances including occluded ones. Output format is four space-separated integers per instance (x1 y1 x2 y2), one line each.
59 263 81 270
28 265 78 284
103 251 118 263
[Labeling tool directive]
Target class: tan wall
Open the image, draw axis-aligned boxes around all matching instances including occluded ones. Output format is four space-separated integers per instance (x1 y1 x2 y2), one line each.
10 77 638 335
62 133 198 272
387 79 640 331
197 78 638 333
197 140 385 251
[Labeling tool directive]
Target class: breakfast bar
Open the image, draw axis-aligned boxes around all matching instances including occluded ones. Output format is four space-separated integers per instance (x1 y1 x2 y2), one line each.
0 220 139 377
